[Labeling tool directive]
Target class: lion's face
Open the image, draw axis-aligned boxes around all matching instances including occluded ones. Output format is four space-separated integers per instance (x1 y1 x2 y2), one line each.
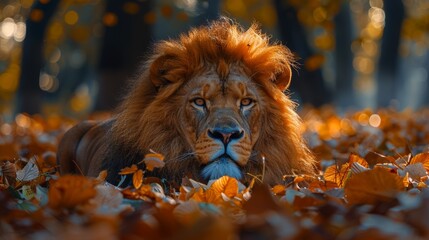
112 19 316 185
179 65 262 180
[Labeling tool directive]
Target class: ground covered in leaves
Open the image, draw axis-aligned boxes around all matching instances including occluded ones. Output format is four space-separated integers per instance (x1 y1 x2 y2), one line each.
2 107 429 239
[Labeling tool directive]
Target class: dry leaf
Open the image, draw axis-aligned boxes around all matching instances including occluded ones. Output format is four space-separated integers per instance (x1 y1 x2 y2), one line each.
119 164 138 175
399 163 426 181
272 185 286 196
324 163 350 187
349 153 369 168
142 152 165 171
365 151 395 167
133 169 144 189
48 175 97 210
344 168 404 205
308 180 338 192
0 142 19 160
1 161 17 178
16 157 40 182
410 152 429 172
206 176 239 204
95 170 108 184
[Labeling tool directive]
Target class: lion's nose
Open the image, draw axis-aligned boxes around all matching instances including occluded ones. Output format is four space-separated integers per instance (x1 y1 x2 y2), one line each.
208 127 244 145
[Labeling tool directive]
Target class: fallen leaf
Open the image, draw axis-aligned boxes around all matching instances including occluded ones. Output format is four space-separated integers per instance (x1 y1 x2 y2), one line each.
272 185 286 196
349 153 369 168
142 152 165 171
16 157 40 182
206 176 239 204
365 151 395 167
48 175 97 210
324 163 350 187
410 152 429 172
344 167 403 205
119 164 138 175
133 169 144 189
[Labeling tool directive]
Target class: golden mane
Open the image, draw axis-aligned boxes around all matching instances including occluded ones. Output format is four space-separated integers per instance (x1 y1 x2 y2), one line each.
108 18 315 184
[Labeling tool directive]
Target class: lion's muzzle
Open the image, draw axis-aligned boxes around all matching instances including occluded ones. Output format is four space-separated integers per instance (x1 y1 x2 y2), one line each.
207 125 244 145
197 109 252 181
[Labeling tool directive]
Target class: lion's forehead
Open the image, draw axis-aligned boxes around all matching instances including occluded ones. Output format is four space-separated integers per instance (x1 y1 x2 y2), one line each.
188 66 257 99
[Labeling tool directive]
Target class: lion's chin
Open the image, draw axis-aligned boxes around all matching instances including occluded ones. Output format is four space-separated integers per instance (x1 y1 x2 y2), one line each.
200 157 243 181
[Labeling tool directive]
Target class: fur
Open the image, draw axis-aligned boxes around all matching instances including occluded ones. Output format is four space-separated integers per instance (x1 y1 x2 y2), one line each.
58 18 316 186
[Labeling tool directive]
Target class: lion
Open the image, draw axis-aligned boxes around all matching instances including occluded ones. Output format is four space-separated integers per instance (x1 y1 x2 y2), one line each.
57 18 316 186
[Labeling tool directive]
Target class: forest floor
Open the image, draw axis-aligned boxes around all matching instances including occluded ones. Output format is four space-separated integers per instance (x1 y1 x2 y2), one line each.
1 106 429 239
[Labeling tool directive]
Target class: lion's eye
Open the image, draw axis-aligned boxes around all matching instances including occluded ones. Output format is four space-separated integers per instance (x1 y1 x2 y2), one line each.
240 98 253 107
193 98 206 107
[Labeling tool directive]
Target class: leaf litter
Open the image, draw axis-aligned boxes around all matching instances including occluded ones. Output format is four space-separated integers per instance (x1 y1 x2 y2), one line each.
2 108 429 239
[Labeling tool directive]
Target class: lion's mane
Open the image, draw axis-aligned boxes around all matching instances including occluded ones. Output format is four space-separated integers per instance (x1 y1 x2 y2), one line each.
104 18 316 184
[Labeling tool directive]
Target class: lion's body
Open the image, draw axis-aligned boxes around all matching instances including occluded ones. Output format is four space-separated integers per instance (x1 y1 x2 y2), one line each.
58 18 316 185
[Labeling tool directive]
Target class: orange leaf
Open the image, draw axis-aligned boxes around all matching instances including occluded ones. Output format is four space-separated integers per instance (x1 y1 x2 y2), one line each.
348 153 369 168
344 168 403 205
206 176 239 204
324 163 350 187
403 172 410 188
272 185 286 196
179 186 188 201
137 184 154 198
48 175 97 210
119 164 138 175
133 169 144 189
410 152 429 172
142 153 165 171
96 170 107 183
190 187 206 202
308 180 338 191
293 176 305 184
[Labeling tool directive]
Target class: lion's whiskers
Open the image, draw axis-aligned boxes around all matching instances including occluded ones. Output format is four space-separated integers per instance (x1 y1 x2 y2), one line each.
169 152 196 162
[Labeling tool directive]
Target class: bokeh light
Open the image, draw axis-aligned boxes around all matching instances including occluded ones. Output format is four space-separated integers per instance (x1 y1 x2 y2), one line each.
0 0 427 117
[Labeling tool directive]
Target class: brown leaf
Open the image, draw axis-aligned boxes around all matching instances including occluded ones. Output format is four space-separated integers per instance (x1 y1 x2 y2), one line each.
0 143 19 160
243 184 283 215
308 180 338 191
365 151 395 167
0 161 16 178
344 168 403 205
48 175 97 210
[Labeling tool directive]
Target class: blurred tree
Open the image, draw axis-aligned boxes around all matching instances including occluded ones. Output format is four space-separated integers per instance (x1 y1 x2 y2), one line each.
96 0 153 111
16 0 61 114
196 0 220 24
273 0 332 106
376 0 404 108
333 2 354 109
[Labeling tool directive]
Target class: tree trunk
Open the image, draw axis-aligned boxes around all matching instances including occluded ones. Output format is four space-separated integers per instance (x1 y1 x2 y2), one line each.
334 2 354 109
376 0 404 108
16 0 61 114
273 0 331 107
96 0 153 111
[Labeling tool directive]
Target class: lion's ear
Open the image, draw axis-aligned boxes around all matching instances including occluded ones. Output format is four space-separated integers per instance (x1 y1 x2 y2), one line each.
149 54 179 89
273 64 292 91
